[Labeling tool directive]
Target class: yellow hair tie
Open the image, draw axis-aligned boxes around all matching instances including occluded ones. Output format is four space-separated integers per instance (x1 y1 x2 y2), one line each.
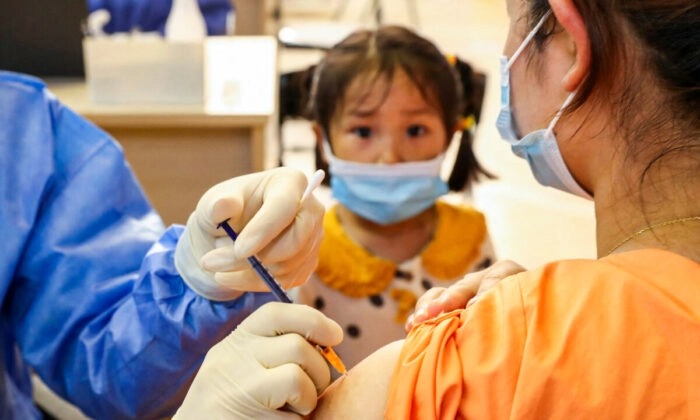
445 54 457 66
459 114 476 131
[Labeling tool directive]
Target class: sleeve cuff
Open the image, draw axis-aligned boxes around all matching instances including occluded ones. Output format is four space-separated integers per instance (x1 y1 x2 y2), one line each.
174 229 243 302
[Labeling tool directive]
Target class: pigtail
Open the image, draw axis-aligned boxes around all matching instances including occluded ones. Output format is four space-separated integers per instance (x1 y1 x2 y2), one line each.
447 56 496 191
278 62 335 184
278 64 318 166
279 64 317 122
448 117 496 191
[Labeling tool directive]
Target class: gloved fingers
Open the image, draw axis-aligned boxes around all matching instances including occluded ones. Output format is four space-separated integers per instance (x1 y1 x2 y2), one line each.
284 247 321 289
202 241 318 292
242 303 343 347
264 230 322 289
208 246 319 293
200 243 251 272
213 235 238 250
199 245 261 274
202 226 313 278
185 171 278 265
232 169 311 258
193 167 308 247
261 363 320 416
180 168 325 301
184 333 307 419
200 235 266 272
200 193 322 275
201 169 279 224
212 270 278 293
202 208 322 290
286 231 323 289
194 175 252 236
256 333 332 394
241 197 324 266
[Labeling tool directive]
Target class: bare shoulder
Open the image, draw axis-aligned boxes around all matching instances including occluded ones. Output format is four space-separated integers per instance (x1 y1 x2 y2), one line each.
309 340 405 419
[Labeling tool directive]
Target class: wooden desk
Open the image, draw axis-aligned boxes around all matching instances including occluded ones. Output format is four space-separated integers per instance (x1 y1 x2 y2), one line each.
48 36 278 225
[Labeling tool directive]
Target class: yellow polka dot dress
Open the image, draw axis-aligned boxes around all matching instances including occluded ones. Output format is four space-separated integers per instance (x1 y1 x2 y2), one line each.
296 200 495 370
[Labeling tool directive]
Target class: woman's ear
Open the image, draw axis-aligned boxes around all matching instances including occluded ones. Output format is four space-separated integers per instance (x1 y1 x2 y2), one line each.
551 0 591 91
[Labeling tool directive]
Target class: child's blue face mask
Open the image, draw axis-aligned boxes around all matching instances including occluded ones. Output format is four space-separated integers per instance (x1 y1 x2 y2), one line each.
322 141 448 225
496 10 592 200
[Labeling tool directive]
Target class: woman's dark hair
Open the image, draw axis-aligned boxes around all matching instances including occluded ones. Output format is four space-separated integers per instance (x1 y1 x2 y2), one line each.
296 25 493 191
525 0 699 191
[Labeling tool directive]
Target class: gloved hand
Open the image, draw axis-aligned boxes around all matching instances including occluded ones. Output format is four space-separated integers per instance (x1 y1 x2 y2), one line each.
174 167 325 301
174 302 344 418
405 260 526 332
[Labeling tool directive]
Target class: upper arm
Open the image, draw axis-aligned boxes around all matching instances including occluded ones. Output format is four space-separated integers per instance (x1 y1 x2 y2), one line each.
310 340 405 419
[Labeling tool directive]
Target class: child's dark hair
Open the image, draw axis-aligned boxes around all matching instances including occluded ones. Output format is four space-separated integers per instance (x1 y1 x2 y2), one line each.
292 25 494 190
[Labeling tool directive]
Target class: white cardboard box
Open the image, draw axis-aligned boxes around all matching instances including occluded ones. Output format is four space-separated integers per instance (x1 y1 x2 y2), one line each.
82 36 204 105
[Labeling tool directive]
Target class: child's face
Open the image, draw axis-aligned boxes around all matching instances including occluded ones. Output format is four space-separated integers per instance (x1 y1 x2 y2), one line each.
328 69 449 164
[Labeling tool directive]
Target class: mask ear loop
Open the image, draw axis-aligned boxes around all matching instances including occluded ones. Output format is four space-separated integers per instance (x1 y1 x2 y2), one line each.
321 138 338 165
505 9 553 70
541 90 591 199
547 90 577 133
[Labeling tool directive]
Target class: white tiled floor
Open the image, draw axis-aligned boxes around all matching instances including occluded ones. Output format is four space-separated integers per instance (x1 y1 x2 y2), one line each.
276 0 597 268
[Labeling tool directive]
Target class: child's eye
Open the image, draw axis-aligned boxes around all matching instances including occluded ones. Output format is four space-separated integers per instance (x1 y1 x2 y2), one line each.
407 125 426 137
352 127 373 138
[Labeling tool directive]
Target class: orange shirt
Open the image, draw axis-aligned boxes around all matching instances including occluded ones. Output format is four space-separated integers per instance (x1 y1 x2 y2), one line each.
386 249 700 419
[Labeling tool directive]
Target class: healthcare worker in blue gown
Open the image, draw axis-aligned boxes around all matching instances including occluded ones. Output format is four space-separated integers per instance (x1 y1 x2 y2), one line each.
0 71 324 419
86 0 233 36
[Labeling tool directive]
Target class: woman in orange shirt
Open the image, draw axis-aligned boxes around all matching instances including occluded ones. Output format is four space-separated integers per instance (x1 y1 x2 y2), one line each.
177 0 700 417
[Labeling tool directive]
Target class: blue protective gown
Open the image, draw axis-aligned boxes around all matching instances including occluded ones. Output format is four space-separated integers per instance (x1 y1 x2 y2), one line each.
0 71 274 418
87 0 233 36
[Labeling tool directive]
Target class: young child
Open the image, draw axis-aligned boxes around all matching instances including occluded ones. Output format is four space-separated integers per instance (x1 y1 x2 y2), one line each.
294 25 496 369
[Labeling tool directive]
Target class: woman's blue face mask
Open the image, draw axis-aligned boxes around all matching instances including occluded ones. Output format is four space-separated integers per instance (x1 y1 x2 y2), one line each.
495 10 592 199
322 141 448 225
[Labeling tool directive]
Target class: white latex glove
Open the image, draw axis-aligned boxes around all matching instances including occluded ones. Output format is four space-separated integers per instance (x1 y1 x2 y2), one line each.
174 302 344 418
175 167 325 301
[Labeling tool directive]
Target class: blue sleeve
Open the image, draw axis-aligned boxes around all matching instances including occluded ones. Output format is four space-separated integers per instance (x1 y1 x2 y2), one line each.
0 72 274 418
87 0 232 35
